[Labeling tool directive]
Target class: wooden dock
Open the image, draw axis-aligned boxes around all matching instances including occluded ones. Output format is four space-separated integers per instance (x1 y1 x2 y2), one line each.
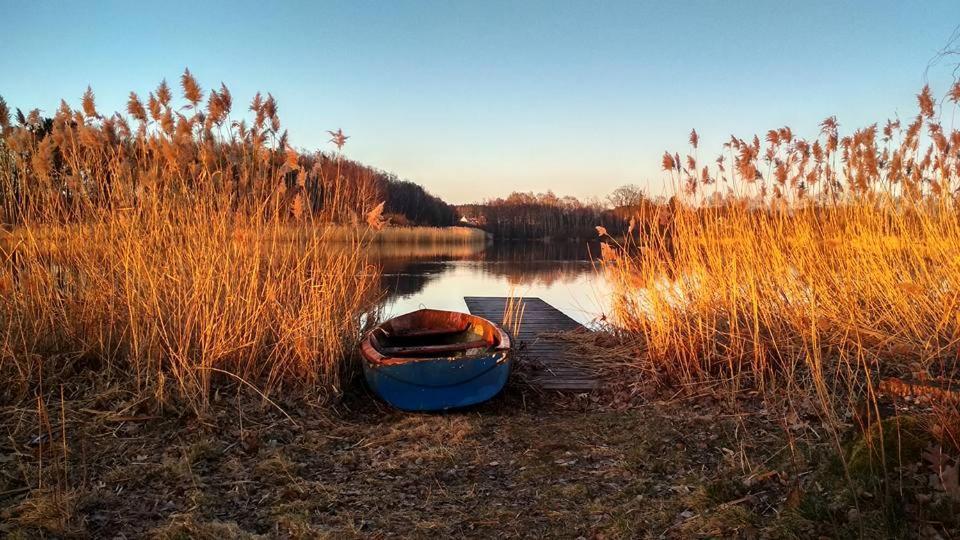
464 297 596 391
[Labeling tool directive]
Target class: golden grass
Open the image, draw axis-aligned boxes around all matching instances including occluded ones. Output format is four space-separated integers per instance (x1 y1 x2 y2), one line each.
502 287 526 337
592 90 960 522
604 199 960 389
600 83 960 441
0 201 378 410
9 488 81 536
0 73 382 411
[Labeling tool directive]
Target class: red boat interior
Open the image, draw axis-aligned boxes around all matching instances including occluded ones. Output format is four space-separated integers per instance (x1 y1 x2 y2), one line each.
367 310 506 359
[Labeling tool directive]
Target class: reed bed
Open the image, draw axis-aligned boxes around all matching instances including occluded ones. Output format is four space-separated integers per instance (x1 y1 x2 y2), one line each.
0 73 381 411
600 84 960 453
604 199 960 391
2 204 378 410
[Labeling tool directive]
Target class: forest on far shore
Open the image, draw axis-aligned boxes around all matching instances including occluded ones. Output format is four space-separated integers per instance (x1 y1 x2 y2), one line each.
458 184 654 240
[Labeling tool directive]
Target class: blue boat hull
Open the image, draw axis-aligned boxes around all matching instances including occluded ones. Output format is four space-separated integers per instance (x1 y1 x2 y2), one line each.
362 351 512 411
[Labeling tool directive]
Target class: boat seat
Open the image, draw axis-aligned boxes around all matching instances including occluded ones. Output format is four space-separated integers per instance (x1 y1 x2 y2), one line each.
386 322 472 339
377 339 491 357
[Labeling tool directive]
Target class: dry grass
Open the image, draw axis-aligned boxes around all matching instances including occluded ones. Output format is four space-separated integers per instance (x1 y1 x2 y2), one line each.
0 388 807 538
0 73 381 412
603 199 960 392
596 84 960 518
8 488 81 537
0 202 379 411
601 83 960 393
502 288 526 337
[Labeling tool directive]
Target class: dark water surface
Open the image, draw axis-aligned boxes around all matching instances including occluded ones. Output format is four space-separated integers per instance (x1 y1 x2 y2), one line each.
374 241 612 326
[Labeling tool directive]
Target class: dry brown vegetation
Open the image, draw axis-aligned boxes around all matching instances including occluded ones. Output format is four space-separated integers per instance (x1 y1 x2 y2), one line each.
4 382 890 539
603 82 960 396
594 83 960 534
1 207 378 410
0 72 385 412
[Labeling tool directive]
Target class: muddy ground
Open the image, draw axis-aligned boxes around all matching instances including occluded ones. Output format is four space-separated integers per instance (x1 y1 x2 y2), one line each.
1 370 957 538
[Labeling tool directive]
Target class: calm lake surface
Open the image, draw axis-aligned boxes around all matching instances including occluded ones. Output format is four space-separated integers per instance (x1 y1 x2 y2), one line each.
374 241 612 326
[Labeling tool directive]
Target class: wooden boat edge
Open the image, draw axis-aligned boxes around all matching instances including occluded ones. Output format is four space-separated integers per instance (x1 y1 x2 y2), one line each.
360 309 511 367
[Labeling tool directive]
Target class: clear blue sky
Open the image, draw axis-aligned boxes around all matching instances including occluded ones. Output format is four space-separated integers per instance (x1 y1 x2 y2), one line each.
2 1 959 203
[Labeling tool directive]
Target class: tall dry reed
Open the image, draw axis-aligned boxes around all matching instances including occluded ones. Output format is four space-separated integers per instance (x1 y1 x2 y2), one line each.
0 72 381 411
604 199 960 392
602 83 960 425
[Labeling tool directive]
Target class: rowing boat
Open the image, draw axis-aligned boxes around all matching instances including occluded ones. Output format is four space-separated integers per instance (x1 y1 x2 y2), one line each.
359 309 512 411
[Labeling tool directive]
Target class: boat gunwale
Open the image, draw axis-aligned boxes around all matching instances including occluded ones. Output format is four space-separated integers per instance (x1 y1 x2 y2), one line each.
360 309 511 367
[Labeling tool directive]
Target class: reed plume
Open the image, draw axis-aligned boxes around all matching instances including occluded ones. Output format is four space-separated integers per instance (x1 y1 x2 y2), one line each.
180 68 203 108
81 86 97 119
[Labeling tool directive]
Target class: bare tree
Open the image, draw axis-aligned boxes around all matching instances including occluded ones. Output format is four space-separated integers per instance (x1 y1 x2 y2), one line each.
926 24 960 83
607 184 647 208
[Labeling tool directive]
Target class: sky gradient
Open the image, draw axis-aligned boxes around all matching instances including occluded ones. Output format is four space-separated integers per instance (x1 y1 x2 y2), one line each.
2 1 960 203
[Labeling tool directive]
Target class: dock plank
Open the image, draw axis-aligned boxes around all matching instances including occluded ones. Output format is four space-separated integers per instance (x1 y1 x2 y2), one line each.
464 296 596 391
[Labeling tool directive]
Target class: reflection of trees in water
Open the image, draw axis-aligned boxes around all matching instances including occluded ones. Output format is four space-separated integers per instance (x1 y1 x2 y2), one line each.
377 261 447 298
372 240 600 302
367 242 485 301
380 270 434 298
475 260 594 287
477 241 599 287
372 245 477 300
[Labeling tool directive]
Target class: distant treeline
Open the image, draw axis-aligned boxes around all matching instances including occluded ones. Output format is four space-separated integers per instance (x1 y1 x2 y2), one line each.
278 156 456 227
457 187 654 240
382 177 457 226
0 73 454 227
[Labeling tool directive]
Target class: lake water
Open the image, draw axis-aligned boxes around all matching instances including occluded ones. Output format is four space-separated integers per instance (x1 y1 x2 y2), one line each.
374 241 613 326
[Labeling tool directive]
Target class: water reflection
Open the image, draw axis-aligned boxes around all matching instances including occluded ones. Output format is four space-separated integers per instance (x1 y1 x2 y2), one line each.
372 241 611 326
